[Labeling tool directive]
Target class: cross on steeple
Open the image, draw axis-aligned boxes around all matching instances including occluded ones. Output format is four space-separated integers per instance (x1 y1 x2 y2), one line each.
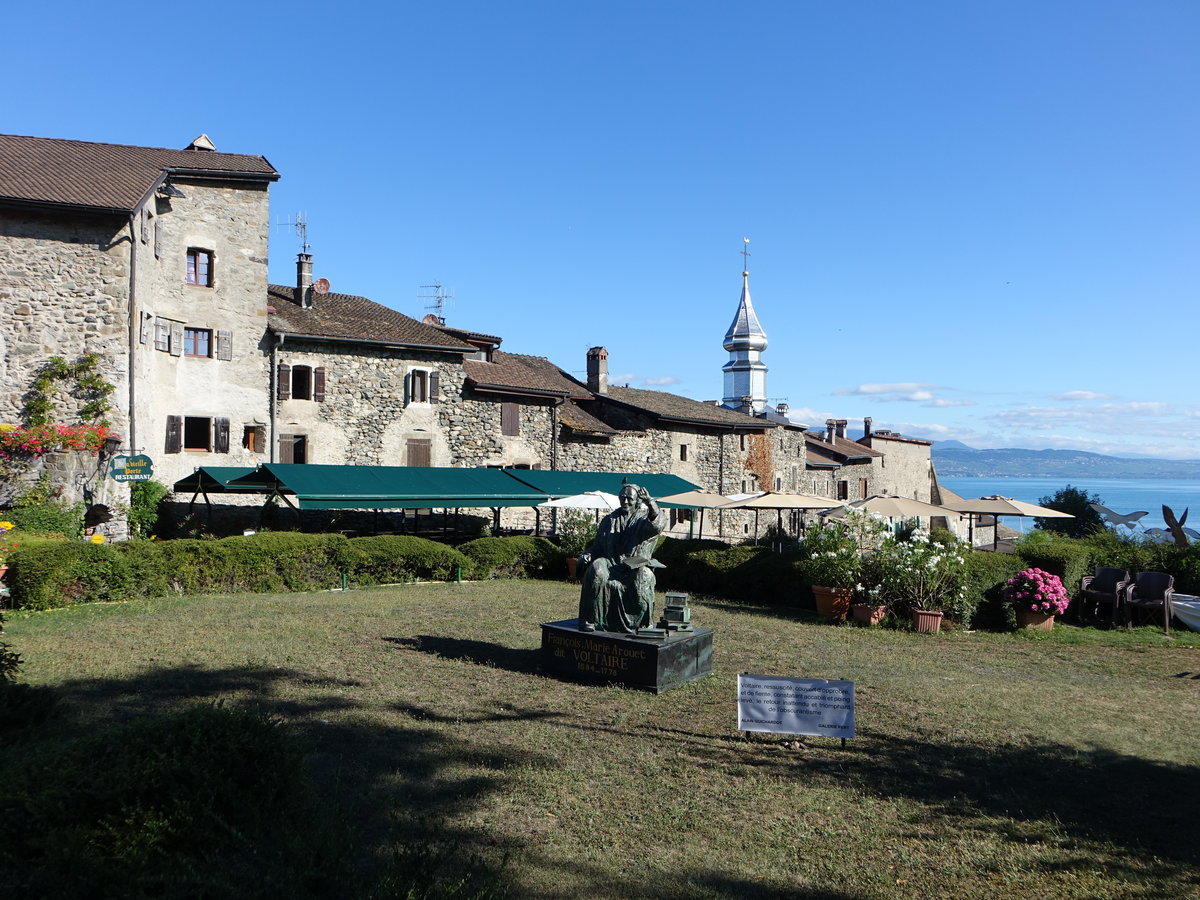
741 237 751 273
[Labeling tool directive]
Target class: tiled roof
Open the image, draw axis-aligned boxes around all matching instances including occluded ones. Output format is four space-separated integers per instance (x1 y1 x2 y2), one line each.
463 351 593 399
0 133 278 214
437 324 504 346
267 285 475 351
558 400 618 435
805 432 883 464
867 432 933 446
604 386 772 429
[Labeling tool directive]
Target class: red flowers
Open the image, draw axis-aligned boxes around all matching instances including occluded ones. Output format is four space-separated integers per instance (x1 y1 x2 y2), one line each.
0 423 114 458
1004 567 1070 616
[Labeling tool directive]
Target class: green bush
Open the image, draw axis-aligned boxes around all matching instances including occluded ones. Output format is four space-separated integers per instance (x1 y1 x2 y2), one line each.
7 542 134 610
458 536 564 579
1034 485 1106 537
1016 531 1093 600
127 479 170 539
346 535 469 584
656 540 803 604
963 550 1028 630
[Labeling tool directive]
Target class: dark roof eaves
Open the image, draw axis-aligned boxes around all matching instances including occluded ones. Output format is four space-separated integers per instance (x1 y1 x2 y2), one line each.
468 381 572 399
600 393 773 430
269 328 472 354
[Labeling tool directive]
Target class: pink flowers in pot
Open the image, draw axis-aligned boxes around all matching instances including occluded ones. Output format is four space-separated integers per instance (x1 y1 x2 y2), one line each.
1004 567 1070 616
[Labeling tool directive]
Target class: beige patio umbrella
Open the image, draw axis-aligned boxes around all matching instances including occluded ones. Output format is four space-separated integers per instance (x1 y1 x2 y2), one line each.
942 495 1073 550
655 488 735 540
719 490 842 542
829 493 960 522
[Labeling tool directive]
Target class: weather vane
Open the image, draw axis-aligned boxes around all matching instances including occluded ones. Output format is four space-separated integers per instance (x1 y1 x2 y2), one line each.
741 236 751 273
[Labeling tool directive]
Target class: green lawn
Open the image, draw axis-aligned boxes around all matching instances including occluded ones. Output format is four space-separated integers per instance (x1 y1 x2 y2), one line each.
5 581 1200 899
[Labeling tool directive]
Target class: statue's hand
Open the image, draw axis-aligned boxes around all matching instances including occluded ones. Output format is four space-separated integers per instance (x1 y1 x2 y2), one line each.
579 552 592 565
637 487 652 503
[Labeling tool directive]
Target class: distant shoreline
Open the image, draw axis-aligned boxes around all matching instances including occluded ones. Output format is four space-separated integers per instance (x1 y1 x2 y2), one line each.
932 447 1200 480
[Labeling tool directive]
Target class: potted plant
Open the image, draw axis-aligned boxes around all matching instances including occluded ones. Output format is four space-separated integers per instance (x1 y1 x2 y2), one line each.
1004 567 1069 630
867 529 968 634
556 510 597 580
800 519 862 620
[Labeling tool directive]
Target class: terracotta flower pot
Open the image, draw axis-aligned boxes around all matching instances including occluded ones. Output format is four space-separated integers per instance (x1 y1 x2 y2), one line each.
566 556 578 580
0 564 8 582
812 585 853 620
911 609 944 634
851 602 888 625
1015 607 1055 630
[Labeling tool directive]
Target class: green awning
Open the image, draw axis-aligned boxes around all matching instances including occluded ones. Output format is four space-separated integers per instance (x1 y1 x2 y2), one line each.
225 464 550 510
501 469 700 501
173 467 260 494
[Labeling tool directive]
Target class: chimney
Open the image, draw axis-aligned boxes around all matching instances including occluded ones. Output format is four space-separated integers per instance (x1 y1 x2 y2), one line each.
586 346 608 394
835 419 847 439
825 418 836 443
296 253 313 308
776 402 789 417
863 417 873 439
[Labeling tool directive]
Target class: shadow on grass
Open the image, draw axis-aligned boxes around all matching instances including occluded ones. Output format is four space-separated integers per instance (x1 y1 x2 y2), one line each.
384 634 543 675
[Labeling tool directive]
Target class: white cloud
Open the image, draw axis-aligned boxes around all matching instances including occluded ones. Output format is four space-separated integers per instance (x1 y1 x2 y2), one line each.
641 375 682 387
834 382 939 398
923 398 976 408
1053 390 1111 402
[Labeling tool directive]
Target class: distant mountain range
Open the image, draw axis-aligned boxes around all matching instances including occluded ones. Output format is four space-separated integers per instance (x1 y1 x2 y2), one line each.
930 446 1200 479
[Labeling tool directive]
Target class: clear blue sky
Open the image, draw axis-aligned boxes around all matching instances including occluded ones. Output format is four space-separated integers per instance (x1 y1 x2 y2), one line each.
8 1 1198 458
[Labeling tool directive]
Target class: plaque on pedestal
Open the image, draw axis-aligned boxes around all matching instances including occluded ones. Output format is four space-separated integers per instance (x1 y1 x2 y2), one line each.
540 619 713 694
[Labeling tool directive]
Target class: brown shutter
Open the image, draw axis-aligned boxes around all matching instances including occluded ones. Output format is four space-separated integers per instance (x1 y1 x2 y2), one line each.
428 370 439 404
403 372 411 406
216 330 233 361
279 433 294 464
165 415 182 453
169 322 184 357
313 367 326 402
277 363 291 401
406 439 431 467
501 402 519 436
214 417 230 453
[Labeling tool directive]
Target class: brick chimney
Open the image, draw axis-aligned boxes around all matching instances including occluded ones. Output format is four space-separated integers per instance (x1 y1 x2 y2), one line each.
863 416 873 439
586 346 608 394
296 253 313 308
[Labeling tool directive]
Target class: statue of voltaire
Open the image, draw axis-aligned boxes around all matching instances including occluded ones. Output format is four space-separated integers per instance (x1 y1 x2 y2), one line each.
578 483 666 633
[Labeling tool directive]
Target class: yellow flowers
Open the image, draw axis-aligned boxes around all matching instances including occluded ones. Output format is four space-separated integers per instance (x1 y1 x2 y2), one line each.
89 533 106 544
0 521 13 531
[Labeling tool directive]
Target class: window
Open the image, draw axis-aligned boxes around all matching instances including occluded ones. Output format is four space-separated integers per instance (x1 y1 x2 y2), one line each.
279 434 308 464
411 370 428 403
679 444 688 462
183 328 211 357
406 438 431 467
242 425 266 453
837 480 849 501
501 402 519 436
860 478 869 499
739 434 747 451
166 416 229 454
186 248 214 286
292 365 312 400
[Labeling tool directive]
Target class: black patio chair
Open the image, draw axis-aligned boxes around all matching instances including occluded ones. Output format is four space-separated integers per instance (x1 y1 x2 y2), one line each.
1123 571 1175 635
1079 567 1129 626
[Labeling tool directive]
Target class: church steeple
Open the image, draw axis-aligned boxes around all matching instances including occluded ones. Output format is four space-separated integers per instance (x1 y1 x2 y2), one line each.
721 239 768 413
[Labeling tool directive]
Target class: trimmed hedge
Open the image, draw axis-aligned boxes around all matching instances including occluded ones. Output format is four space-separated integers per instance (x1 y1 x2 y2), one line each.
964 550 1028 630
7 542 135 611
458 536 564 579
344 535 469 584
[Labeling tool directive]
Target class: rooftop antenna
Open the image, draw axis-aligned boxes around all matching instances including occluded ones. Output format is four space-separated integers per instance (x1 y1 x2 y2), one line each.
741 236 751 273
274 213 311 254
418 282 454 323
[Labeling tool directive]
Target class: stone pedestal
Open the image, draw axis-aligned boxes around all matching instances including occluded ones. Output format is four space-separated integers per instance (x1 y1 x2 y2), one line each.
540 619 713 694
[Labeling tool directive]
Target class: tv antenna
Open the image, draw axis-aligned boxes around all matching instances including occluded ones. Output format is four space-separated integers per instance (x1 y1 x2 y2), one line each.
275 213 311 254
419 282 454 322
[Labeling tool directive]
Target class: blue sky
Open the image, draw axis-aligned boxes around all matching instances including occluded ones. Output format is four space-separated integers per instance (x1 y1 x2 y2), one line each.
8 1 1198 457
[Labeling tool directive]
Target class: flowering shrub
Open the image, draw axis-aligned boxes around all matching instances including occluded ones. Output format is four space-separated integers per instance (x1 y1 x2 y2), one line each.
864 529 969 612
799 520 863 589
1004 567 1070 616
0 423 114 458
0 521 17 564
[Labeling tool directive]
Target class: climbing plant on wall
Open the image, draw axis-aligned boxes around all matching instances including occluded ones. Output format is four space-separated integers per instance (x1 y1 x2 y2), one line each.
745 432 774 492
24 353 114 426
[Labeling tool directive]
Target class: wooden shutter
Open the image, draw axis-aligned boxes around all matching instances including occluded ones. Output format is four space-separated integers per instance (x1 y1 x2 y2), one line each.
165 415 182 454
279 433 295 463
213 417 230 454
139 312 154 345
154 318 170 351
277 363 291 400
406 439 431 467
216 330 233 361
501 402 519 436
313 367 326 402
403 371 411 406
169 322 184 357
428 370 439 404
860 478 868 499
153 219 163 258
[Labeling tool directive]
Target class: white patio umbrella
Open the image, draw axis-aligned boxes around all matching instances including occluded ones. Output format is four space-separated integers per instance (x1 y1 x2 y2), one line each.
827 493 959 522
942 495 1073 550
538 491 620 510
655 488 735 540
718 491 842 542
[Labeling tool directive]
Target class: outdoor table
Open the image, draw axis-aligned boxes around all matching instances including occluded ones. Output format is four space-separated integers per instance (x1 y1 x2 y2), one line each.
1170 594 1200 633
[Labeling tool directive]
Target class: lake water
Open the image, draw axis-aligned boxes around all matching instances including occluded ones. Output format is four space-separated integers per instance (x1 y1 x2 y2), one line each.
938 476 1200 534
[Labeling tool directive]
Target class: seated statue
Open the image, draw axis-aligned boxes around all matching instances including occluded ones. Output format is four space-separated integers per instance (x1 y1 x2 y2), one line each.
578 483 667 633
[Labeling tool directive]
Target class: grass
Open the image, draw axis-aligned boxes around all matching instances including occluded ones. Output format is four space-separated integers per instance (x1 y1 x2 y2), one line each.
5 581 1200 899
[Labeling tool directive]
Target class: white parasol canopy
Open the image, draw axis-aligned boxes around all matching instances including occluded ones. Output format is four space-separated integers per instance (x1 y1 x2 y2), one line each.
942 495 1073 549
538 491 620 511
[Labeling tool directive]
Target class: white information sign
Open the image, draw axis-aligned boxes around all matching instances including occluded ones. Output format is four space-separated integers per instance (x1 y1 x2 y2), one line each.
737 674 855 738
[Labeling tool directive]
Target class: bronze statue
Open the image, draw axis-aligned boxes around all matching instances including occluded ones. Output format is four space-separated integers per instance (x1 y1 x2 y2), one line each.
578 483 666 633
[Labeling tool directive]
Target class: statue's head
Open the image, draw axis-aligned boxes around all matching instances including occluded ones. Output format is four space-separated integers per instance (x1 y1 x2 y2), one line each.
618 484 640 515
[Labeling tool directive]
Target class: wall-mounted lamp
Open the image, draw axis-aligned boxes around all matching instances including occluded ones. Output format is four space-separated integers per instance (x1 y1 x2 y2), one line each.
157 183 186 199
